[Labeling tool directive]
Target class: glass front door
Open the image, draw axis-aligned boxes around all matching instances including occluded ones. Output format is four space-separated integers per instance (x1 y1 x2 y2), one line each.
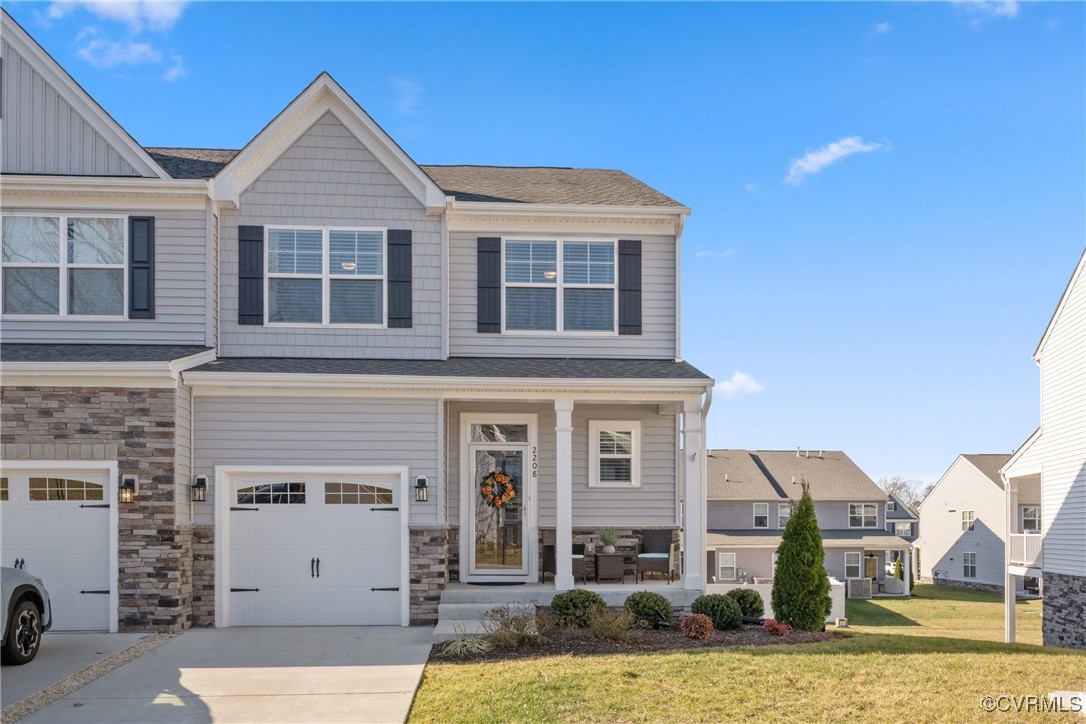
473 449 524 571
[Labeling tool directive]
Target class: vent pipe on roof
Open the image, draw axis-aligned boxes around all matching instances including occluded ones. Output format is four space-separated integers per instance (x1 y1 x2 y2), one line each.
725 473 729 482
804 450 809 458
819 450 823 459
796 447 800 458
791 476 796 484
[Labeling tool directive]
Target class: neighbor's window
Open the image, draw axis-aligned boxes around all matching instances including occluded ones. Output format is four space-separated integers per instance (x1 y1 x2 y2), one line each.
267 227 385 326
1021 506 1040 533
849 503 877 528
963 552 977 578
845 552 862 578
2 215 125 317
894 522 913 536
719 552 736 581
503 238 616 332
961 510 976 532
753 502 769 528
589 421 640 487
887 499 896 512
778 502 792 529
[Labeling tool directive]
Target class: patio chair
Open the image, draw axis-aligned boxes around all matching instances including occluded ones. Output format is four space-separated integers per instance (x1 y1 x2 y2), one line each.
540 530 587 584
636 529 676 584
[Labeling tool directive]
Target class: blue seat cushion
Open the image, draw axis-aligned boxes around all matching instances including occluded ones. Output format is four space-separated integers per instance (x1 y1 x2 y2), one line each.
638 553 669 559
571 554 584 559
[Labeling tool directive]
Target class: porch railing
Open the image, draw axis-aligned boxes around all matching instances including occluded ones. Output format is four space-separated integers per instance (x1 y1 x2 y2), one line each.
1008 534 1043 568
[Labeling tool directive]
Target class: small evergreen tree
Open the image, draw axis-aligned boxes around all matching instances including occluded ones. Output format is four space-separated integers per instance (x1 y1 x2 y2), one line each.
893 558 903 582
770 481 831 630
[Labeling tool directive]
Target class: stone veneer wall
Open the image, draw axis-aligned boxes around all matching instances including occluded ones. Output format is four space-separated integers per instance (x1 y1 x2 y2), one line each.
931 575 1003 594
1 386 190 632
410 527 449 625
447 526 460 582
189 525 215 627
1043 571 1086 650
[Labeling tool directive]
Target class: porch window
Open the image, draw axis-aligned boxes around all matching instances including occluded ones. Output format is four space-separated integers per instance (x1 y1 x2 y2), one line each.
589 421 640 487
778 502 792 529
1021 506 1040 533
504 238 616 332
718 552 736 581
845 551 862 578
961 510 975 532
963 552 977 578
753 502 769 528
849 503 877 528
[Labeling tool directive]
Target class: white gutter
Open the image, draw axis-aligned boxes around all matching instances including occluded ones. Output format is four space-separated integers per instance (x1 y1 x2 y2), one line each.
1 348 218 382
448 200 692 218
1 175 209 194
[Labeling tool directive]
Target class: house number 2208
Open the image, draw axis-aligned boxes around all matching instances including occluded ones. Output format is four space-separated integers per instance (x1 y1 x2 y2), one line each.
532 446 538 478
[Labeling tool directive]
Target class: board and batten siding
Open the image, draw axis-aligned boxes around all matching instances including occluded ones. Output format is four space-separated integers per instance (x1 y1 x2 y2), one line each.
217 112 443 358
446 231 677 358
192 394 441 526
446 402 678 528
1 40 154 177
917 457 1008 586
0 206 210 344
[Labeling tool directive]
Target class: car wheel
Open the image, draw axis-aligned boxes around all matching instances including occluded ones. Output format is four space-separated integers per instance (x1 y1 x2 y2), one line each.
2 600 43 665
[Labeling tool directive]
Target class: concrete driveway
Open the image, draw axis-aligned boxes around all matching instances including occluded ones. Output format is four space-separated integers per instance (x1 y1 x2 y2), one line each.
20 627 434 724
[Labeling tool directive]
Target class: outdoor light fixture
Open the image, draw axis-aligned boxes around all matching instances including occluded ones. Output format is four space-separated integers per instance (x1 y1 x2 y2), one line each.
414 475 429 503
119 475 137 503
191 475 208 503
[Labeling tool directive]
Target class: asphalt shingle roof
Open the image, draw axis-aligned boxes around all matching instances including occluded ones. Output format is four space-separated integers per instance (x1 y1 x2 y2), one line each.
707 451 785 500
885 493 919 520
962 453 1013 491
1 344 212 363
145 148 238 180
707 449 884 501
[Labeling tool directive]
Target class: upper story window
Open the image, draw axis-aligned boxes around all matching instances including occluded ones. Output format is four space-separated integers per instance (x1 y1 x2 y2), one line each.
589 421 641 488
2 215 125 317
849 503 877 528
887 499 896 512
894 522 912 536
778 502 792 529
503 238 616 333
266 227 385 326
961 509 975 532
1020 505 1040 533
753 502 769 528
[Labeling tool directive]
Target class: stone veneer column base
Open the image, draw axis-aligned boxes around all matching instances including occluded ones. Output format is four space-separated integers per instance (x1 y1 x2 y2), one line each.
409 527 449 625
189 525 215 627
1043 571 1086 650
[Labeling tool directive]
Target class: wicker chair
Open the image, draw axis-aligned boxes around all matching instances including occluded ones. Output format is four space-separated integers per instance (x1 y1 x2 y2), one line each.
540 530 586 584
636 529 676 584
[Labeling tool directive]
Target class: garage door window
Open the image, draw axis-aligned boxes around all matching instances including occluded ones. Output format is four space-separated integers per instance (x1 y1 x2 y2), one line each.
324 482 393 505
0 477 7 501
237 483 306 504
28 477 104 501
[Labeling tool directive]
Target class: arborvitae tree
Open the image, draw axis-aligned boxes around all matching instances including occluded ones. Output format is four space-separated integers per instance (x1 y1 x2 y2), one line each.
770 481 832 630
893 558 904 582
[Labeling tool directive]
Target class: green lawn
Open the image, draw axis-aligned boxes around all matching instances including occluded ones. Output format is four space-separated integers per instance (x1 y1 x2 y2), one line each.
410 585 1083 723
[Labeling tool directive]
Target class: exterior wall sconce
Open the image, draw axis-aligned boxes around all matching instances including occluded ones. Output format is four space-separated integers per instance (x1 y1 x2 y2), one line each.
119 475 137 503
192 475 208 503
414 475 429 503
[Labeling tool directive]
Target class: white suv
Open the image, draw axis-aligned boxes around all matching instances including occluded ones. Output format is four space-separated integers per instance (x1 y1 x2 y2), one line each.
2 566 53 665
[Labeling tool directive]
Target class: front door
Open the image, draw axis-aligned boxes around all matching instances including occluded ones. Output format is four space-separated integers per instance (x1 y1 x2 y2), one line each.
462 417 536 581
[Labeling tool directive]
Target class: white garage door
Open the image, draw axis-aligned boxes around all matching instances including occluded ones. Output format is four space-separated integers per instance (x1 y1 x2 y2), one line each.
0 470 111 631
228 474 402 626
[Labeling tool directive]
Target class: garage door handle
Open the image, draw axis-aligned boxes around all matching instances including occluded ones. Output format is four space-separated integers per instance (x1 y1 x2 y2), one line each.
80 590 109 595
316 558 320 578
13 558 24 569
311 558 315 578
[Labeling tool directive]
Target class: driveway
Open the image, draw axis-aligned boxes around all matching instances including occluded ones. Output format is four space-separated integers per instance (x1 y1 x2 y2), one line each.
20 627 434 724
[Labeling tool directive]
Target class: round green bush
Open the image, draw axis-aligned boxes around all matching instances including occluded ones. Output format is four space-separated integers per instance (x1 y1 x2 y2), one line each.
691 593 742 630
625 591 673 628
725 588 765 618
550 589 606 628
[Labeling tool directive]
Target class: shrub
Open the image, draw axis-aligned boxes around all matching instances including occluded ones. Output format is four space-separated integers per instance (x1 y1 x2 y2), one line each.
483 605 545 647
441 635 493 657
550 589 606 628
588 610 632 642
771 481 832 631
680 613 714 640
691 594 742 630
763 619 792 637
725 588 765 618
625 591 673 628
893 558 903 581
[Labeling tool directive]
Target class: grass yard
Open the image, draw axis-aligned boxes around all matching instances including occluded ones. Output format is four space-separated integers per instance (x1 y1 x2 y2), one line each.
410 585 1084 723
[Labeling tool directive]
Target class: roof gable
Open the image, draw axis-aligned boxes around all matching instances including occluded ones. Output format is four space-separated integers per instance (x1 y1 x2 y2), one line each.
1034 248 1086 360
962 453 1013 491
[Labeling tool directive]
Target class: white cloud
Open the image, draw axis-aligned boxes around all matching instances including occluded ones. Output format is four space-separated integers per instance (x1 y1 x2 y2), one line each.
48 1 189 32
718 249 736 257
163 53 185 82
784 136 884 185
695 250 714 258
953 0 1019 21
77 28 161 68
874 22 892 34
742 183 759 193
714 371 765 399
389 75 423 114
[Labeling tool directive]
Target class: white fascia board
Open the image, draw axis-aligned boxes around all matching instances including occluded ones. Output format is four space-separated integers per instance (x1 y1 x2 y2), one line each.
1 176 210 210
1002 428 1044 479
447 202 689 235
450 201 691 218
1 12 170 179
1034 249 1086 361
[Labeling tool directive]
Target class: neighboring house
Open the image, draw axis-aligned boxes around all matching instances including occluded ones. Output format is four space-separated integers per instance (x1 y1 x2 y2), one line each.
884 492 918 570
1002 250 1086 650
914 454 1036 593
705 450 912 596
0 11 713 633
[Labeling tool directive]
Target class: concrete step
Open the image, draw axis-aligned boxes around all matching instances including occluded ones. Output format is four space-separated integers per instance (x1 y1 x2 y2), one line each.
437 602 505 621
432 620 488 643
439 587 557 605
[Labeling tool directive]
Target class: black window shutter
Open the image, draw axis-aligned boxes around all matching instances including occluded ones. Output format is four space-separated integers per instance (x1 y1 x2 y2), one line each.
618 239 642 335
477 237 501 333
238 225 264 325
387 229 412 328
128 216 155 319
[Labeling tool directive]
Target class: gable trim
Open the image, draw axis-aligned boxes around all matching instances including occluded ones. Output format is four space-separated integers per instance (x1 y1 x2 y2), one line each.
1034 248 1086 361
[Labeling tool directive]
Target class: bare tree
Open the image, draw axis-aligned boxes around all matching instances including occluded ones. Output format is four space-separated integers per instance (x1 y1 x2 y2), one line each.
877 476 932 510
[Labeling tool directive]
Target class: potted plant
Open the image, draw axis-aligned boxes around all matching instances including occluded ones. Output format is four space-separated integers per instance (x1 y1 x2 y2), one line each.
599 529 619 554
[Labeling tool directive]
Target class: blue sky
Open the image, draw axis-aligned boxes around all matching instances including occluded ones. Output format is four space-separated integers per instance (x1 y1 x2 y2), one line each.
7 1 1084 485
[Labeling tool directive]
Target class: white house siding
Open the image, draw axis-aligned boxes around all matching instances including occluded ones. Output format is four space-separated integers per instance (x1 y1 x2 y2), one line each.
446 401 677 529
192 394 441 526
917 457 1007 587
217 112 443 358
0 207 210 344
446 230 677 359
0 40 152 177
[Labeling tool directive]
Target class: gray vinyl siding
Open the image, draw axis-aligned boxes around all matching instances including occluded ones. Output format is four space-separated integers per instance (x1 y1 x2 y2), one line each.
447 231 677 358
1 41 153 177
707 499 885 531
814 501 885 531
447 402 678 528
0 206 210 343
709 548 775 582
192 394 441 526
209 209 220 346
175 382 192 525
825 550 863 582
217 112 443 358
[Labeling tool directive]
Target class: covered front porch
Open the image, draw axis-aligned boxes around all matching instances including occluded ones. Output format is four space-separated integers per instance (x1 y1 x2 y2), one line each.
1002 435 1044 643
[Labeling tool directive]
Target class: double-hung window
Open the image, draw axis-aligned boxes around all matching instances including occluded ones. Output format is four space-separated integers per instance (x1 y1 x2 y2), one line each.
778 502 792 529
845 552 862 579
2 215 125 317
267 227 385 326
963 552 977 578
718 552 736 581
753 503 769 528
961 510 976 532
589 421 640 487
1020 506 1040 533
849 503 877 528
503 238 616 332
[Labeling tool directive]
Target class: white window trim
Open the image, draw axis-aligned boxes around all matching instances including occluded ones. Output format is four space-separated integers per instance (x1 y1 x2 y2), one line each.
963 551 977 578
718 551 737 581
588 420 641 488
753 502 769 529
848 502 878 529
961 509 976 532
500 236 619 336
887 499 896 511
264 225 388 328
1 213 128 320
777 502 791 529
845 551 862 579
1020 505 1041 534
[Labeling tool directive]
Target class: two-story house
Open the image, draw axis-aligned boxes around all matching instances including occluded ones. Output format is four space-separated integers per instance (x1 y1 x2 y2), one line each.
1002 250 1086 650
705 449 912 597
884 491 918 572
0 10 713 633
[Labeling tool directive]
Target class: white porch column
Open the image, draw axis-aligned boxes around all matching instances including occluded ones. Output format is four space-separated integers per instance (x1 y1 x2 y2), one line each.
903 547 912 596
682 396 706 590
1004 478 1017 643
554 399 575 591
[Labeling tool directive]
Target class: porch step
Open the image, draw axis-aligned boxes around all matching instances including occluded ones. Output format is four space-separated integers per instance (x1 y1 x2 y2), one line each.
437 602 505 621
432 602 538 644
432 619 488 644
439 586 557 606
